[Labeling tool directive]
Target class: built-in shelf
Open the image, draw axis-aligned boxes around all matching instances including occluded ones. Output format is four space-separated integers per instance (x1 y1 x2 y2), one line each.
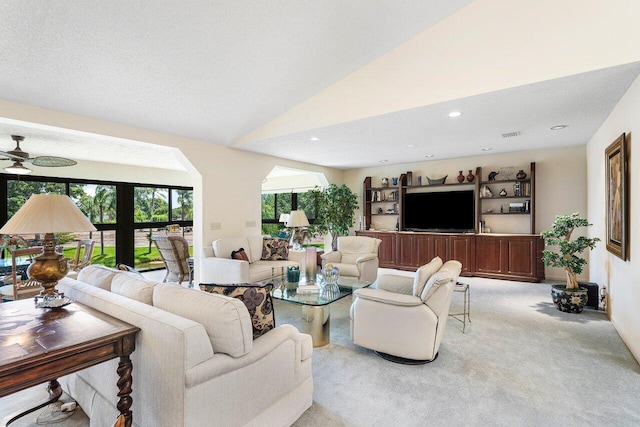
404 182 475 189
480 196 531 200
480 179 531 185
481 212 530 215
363 162 536 234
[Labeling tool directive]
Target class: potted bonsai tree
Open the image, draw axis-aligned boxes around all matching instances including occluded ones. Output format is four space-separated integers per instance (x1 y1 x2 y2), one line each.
541 213 600 313
309 184 359 251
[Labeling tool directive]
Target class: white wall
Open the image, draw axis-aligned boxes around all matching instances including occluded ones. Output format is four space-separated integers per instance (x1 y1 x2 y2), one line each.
587 74 640 363
0 99 344 277
344 145 588 280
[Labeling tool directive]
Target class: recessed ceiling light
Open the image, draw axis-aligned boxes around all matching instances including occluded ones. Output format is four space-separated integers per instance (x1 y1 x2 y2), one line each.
309 136 321 141
379 160 388 163
550 125 567 130
481 147 493 151
407 144 416 148
425 154 434 158
448 111 462 118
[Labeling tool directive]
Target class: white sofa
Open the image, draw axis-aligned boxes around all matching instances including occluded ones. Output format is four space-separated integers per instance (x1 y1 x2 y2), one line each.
350 257 462 362
200 236 299 284
57 265 313 427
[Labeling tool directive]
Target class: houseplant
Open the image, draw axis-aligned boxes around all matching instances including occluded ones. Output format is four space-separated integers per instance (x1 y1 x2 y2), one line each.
541 213 600 313
309 184 359 251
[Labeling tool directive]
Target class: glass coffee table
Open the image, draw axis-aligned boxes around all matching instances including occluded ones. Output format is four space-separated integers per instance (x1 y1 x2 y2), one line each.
269 274 371 347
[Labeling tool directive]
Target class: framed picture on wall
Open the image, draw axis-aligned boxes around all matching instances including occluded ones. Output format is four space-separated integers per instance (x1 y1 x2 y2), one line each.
605 133 628 260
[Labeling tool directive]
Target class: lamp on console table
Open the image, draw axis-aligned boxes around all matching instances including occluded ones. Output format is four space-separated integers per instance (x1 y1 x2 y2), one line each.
287 210 309 250
0 194 97 307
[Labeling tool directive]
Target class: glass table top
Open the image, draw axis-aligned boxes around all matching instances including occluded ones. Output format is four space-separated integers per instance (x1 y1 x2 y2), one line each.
268 274 371 306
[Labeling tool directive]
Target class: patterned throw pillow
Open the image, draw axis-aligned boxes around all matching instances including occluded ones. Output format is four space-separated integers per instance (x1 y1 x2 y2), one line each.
231 248 249 262
199 283 275 339
261 238 289 261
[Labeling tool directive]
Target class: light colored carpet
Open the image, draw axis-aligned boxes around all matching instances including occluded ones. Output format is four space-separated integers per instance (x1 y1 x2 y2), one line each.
284 276 640 427
2 276 638 426
0 387 88 427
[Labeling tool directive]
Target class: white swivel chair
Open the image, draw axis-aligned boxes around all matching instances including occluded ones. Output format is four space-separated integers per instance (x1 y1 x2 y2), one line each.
350 257 462 364
320 236 381 284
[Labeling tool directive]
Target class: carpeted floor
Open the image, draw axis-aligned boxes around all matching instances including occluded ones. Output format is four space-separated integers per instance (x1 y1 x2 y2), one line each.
285 276 640 427
2 275 638 426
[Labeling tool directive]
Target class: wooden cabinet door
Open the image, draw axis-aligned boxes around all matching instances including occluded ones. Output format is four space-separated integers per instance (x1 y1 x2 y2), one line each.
450 235 475 275
475 236 504 274
377 233 396 267
504 236 538 279
432 235 450 262
396 234 416 268
414 234 432 267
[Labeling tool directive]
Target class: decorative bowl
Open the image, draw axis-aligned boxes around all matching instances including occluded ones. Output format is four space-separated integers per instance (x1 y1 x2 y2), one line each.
499 167 515 180
427 175 447 185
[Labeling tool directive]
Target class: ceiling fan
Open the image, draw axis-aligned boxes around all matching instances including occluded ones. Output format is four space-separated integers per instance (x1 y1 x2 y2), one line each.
1 135 77 175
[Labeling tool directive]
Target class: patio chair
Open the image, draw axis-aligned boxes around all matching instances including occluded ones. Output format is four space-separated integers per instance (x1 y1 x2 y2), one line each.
69 239 95 272
0 247 43 301
151 235 191 284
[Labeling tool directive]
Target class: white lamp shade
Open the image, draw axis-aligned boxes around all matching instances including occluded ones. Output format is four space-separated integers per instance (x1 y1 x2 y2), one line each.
0 194 97 234
287 210 309 228
279 213 290 225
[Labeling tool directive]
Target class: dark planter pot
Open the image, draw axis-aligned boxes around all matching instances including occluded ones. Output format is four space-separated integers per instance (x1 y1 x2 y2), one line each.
551 285 588 313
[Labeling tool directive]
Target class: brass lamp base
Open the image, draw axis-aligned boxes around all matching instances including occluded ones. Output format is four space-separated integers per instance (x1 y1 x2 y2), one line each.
27 233 69 301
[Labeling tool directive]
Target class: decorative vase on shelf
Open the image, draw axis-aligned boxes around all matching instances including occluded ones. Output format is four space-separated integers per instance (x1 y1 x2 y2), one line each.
457 171 465 183
516 170 527 180
381 178 389 187
466 170 475 182
499 188 507 197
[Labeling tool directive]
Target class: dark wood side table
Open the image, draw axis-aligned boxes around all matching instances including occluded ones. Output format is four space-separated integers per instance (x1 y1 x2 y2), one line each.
0 300 140 426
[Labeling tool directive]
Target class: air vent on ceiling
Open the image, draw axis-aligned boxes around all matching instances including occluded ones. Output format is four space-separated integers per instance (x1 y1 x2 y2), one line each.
501 131 521 138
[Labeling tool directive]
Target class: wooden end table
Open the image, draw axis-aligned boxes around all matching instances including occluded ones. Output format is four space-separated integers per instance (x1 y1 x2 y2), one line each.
0 299 140 426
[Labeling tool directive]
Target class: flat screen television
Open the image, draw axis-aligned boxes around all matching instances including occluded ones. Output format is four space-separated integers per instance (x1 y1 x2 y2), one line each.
403 190 475 232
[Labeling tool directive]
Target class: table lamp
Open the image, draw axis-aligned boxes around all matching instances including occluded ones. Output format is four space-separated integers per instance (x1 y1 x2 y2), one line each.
278 213 290 225
0 194 97 306
287 210 309 250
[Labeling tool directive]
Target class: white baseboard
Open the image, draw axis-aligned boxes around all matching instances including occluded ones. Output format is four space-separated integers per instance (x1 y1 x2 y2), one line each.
611 316 640 366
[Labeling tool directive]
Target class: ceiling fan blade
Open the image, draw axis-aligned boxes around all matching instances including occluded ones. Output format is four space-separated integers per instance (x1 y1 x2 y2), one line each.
3 135 77 168
0 150 27 162
30 156 78 167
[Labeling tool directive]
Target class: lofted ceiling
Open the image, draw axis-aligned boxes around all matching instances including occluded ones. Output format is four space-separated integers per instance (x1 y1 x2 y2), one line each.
1 1 639 171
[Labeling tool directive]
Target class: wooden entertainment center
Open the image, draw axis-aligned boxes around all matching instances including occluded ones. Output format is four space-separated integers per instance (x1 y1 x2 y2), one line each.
357 162 545 282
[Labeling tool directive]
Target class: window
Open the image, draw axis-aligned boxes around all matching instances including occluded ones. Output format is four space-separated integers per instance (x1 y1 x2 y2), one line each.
134 187 168 222
297 191 317 221
171 189 193 221
261 194 275 221
1 175 192 271
7 180 65 218
70 184 117 223
261 193 295 236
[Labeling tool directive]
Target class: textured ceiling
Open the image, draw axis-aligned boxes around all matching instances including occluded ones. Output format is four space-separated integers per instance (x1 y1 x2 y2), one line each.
0 1 639 171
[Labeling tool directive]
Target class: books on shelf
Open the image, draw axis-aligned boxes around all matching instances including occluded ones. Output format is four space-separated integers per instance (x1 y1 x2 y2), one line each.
297 284 320 294
512 181 531 197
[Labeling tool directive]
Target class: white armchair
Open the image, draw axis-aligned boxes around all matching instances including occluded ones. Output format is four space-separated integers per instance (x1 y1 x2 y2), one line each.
350 257 462 363
320 236 381 283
